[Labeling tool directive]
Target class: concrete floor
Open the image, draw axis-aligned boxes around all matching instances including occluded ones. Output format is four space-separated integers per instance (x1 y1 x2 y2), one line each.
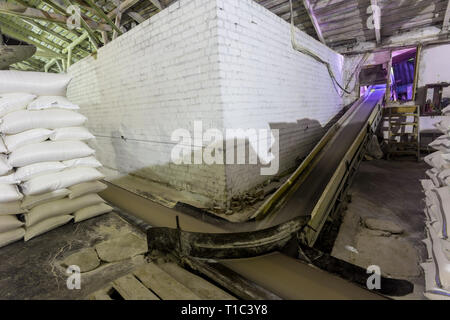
332 159 428 299
0 212 147 300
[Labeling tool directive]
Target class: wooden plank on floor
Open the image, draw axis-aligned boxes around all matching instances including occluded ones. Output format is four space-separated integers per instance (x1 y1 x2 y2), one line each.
133 262 201 300
112 274 160 300
158 262 236 300
89 286 113 300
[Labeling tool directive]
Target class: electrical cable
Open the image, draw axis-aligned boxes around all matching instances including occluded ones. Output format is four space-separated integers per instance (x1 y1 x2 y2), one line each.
288 0 368 96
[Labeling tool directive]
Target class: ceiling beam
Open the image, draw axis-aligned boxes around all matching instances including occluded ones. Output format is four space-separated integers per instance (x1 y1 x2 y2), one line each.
82 0 122 35
0 2 112 32
0 24 65 58
149 0 163 11
302 0 325 44
61 0 100 49
127 11 144 24
107 0 140 19
370 0 381 44
443 0 450 32
112 9 122 40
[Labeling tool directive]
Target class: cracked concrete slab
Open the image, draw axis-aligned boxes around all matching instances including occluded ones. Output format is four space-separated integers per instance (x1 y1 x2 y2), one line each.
365 218 404 234
95 233 147 263
62 248 100 273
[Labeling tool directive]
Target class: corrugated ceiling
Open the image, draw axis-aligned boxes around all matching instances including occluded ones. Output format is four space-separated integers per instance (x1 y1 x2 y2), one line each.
0 0 448 72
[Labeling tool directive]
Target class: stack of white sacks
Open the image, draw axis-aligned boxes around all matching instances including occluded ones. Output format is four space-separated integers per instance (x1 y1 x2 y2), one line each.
0 71 112 249
421 106 450 300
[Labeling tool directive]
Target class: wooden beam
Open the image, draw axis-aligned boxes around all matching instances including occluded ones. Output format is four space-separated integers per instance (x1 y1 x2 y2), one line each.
0 2 112 32
82 0 122 35
112 10 122 40
61 0 100 49
302 0 326 44
444 0 450 31
107 0 140 19
149 0 163 11
127 11 145 24
370 0 381 44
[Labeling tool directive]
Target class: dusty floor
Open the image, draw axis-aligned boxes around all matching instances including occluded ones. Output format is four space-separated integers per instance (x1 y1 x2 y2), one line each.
332 159 428 300
0 212 148 300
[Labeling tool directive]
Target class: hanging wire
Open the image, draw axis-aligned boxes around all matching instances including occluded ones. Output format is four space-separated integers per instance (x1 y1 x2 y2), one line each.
288 0 368 96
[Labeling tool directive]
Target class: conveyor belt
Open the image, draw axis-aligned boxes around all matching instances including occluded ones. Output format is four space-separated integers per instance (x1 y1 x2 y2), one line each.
100 88 388 299
102 89 385 244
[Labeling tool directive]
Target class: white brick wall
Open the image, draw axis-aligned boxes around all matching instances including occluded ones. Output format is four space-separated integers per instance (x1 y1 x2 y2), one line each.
68 0 346 208
215 0 345 197
68 0 228 206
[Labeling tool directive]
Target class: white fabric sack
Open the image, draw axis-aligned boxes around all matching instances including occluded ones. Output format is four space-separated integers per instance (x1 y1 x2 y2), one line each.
426 227 450 290
63 156 102 169
0 201 25 215
73 203 113 223
425 189 439 209
439 169 450 185
0 228 25 248
8 141 95 168
0 137 7 153
69 181 107 199
0 215 24 233
426 168 441 188
3 128 53 152
21 189 70 210
0 93 36 117
0 155 12 176
15 161 66 182
443 106 450 116
435 118 450 134
422 262 450 300
27 96 79 111
24 215 73 242
422 179 436 192
428 187 450 239
21 167 104 196
24 194 104 227
0 184 23 203
50 126 94 141
0 173 20 184
430 227 450 260
0 70 71 96
0 109 86 135
430 135 450 152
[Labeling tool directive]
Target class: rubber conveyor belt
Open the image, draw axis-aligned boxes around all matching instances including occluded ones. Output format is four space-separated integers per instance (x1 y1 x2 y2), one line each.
100 89 387 299
102 88 386 256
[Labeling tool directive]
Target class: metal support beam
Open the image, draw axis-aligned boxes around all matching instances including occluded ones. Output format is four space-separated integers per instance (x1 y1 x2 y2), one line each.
302 0 325 44
149 0 163 11
44 58 57 72
370 0 381 44
0 2 112 32
0 21 65 58
444 0 450 32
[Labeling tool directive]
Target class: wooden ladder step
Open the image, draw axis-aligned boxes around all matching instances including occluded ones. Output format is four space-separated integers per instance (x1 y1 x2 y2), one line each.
133 262 201 300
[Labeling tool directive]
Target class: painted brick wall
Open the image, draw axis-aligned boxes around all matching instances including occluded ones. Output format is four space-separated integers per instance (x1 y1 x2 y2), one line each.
215 0 345 198
68 0 346 208
67 0 228 206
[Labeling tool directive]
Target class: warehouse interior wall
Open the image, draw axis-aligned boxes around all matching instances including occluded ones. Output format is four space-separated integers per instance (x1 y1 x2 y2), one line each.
417 44 450 102
67 0 346 211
